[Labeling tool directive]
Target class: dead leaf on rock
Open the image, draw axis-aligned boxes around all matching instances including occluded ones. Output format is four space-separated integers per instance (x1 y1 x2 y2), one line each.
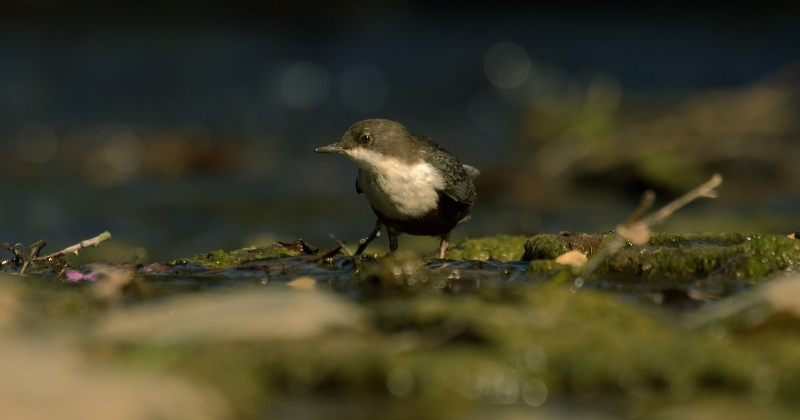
554 250 588 268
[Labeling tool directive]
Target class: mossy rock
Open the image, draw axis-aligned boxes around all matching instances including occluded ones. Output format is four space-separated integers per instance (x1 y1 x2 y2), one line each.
180 240 318 269
524 232 800 282
523 231 613 260
132 285 800 419
446 235 528 261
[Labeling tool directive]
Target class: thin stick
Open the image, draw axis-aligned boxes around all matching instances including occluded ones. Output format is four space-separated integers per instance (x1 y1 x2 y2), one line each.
32 231 112 263
572 174 723 291
329 234 353 257
625 190 656 225
640 174 722 228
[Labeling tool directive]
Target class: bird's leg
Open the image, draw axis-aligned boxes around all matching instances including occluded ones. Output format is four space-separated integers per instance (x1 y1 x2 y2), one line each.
355 220 383 255
438 233 450 259
387 227 399 253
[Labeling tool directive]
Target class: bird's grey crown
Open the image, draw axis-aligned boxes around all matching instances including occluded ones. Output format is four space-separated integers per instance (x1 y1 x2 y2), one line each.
338 119 415 160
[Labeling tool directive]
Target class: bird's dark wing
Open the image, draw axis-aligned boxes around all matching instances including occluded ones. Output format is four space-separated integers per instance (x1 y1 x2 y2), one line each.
462 164 480 179
415 136 476 205
356 169 363 194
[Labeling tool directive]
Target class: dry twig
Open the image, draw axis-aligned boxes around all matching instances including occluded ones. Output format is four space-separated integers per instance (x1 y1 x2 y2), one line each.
32 231 112 263
1 231 112 275
572 174 723 291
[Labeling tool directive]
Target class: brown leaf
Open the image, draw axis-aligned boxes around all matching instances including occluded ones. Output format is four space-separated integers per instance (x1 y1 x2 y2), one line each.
554 250 588 268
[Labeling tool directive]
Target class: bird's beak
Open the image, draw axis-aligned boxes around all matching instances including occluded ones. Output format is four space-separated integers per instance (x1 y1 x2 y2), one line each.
315 143 345 154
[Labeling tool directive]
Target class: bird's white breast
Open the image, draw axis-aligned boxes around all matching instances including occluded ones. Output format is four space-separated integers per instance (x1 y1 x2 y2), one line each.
346 148 444 220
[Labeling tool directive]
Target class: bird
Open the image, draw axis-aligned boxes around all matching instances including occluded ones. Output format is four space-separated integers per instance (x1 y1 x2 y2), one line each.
316 119 479 259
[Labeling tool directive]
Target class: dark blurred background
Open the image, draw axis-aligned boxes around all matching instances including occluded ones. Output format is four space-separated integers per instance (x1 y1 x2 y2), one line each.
2 2 800 261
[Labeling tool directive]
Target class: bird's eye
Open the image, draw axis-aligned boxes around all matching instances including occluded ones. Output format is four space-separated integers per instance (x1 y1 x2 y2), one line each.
358 133 372 145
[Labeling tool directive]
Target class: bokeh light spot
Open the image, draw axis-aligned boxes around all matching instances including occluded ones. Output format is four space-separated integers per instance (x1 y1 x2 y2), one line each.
386 367 414 397
103 130 144 174
484 42 531 89
281 61 330 109
521 379 548 406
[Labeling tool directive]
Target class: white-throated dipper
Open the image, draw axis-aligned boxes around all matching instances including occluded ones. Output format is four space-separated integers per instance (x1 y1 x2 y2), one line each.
316 119 479 258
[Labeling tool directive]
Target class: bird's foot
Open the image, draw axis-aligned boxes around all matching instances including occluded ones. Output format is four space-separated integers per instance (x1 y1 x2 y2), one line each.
438 235 450 259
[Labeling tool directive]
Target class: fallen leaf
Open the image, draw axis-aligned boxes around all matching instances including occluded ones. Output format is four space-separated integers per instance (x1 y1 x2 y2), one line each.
554 250 588 268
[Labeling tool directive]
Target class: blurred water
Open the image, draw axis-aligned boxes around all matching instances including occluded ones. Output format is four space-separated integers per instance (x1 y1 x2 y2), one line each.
1 7 799 261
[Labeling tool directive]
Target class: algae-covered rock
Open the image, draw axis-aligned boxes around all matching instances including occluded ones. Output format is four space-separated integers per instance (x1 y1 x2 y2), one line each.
345 250 535 299
146 285 800 419
526 259 575 284
524 232 800 282
9 259 800 419
446 235 529 261
10 231 800 420
180 240 318 269
352 252 446 298
523 232 611 260
603 233 800 281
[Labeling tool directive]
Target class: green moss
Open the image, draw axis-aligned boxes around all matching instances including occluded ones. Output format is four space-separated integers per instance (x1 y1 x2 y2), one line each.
603 233 800 281
646 232 748 247
352 252 444 298
369 287 800 409
446 235 528 261
523 232 611 260
10 232 800 419
736 235 800 278
525 260 575 285
10 264 800 419
524 232 800 282
181 245 299 269
152 286 800 418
